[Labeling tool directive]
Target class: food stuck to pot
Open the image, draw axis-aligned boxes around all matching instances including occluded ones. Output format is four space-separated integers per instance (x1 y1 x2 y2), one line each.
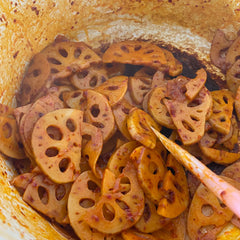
0 33 240 240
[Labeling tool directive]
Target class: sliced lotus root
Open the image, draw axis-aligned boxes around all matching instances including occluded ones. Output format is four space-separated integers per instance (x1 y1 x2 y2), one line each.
104 63 126 78
17 53 51 106
185 68 207 100
67 171 108 240
235 85 240 121
221 161 240 182
183 144 212 165
47 85 74 102
13 104 32 126
199 125 218 148
187 177 239 240
166 75 189 102
134 67 156 79
208 89 234 135
157 154 189 219
81 122 103 179
142 90 152 113
225 34 240 68
71 65 108 89
19 94 64 159
210 29 234 71
151 70 166 88
84 89 116 143
31 109 83 183
62 90 86 111
162 48 183 76
199 145 240 165
164 87 212 145
102 41 168 72
11 171 37 194
128 76 152 105
108 141 139 177
112 98 134 140
95 75 128 106
84 161 144 234
42 40 101 79
226 59 240 94
135 197 170 233
127 108 160 149
152 211 187 240
23 173 71 224
122 229 157 240
130 146 166 204
0 116 25 159
222 116 239 150
148 86 175 129
124 90 142 109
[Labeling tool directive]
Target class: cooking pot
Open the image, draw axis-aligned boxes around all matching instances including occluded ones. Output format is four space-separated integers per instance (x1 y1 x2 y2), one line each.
0 0 240 239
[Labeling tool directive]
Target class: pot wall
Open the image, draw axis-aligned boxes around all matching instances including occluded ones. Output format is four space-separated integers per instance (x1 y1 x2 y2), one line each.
0 0 240 239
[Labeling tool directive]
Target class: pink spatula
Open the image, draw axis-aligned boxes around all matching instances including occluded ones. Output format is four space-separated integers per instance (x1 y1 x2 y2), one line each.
151 127 240 218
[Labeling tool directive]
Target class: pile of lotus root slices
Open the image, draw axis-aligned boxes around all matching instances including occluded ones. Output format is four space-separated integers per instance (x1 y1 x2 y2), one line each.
0 34 240 240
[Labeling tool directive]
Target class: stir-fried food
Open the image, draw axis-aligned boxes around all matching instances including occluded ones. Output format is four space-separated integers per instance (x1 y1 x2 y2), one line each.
1 34 240 240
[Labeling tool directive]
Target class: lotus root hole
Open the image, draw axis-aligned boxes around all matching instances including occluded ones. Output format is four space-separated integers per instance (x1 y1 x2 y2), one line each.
167 167 176 176
82 134 92 141
79 198 95 208
47 57 62 65
134 45 142 51
51 68 60 74
143 202 151 222
182 120 195 132
77 70 89 80
120 45 129 53
118 166 125 174
2 122 12 139
66 118 76 132
38 186 49 205
87 180 100 193
116 199 129 210
59 158 70 172
235 73 240 78
148 161 158 175
72 91 82 98
84 55 92 60
201 204 214 217
158 180 163 189
74 48 82 58
58 48 68 58
144 49 154 54
55 184 66 201
33 69 41 77
190 115 200 121
107 85 119 91
102 203 115 221
174 181 183 193
220 116 226 122
198 225 217 236
90 104 100 118
89 76 98 87
47 125 63 140
223 96 229 104
236 55 240 62
120 177 131 194
45 147 59 157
